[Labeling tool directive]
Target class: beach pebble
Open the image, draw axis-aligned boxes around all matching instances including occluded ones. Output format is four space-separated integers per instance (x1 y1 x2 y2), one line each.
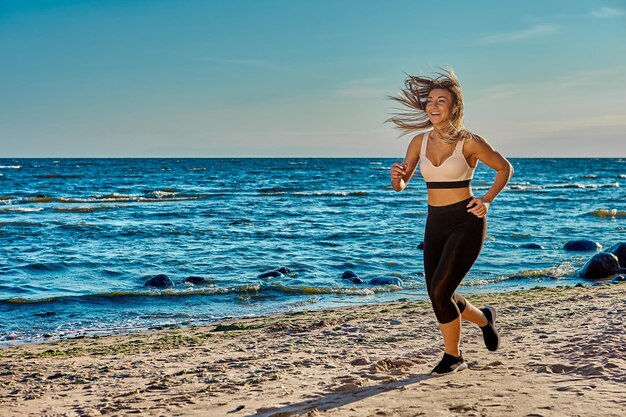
578 253 620 279
369 277 403 286
563 239 601 252
520 243 544 250
144 274 175 288
605 242 626 267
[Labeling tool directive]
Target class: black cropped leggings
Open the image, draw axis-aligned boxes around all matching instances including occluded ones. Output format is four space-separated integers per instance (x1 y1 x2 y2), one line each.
423 197 487 324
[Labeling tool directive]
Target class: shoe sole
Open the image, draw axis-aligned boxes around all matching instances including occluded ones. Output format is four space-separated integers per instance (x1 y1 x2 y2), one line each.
485 305 497 325
483 305 500 351
430 362 468 377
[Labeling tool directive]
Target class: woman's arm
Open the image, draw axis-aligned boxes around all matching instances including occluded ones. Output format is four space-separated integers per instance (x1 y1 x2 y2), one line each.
391 134 423 192
465 136 514 217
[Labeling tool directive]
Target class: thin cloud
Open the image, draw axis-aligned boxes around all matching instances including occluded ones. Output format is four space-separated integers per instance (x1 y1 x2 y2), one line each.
480 24 557 44
591 7 625 18
333 79 388 99
531 115 626 133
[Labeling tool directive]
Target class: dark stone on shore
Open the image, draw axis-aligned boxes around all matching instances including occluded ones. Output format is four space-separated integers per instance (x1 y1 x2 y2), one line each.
341 270 364 284
417 241 424 250
612 275 625 283
257 267 291 279
563 239 601 252
369 277 403 286
144 274 175 288
578 253 620 279
180 276 213 285
574 283 585 288
521 243 544 250
605 242 626 267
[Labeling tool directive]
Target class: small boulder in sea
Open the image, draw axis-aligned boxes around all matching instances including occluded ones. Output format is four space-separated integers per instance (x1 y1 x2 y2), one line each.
341 270 364 284
257 267 291 279
612 275 625 283
520 243 544 250
563 239 601 252
417 241 424 250
577 253 620 279
144 274 175 288
369 277 403 286
605 242 626 267
180 276 213 285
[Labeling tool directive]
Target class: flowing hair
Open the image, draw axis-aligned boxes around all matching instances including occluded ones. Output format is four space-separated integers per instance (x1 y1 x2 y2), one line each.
387 68 475 144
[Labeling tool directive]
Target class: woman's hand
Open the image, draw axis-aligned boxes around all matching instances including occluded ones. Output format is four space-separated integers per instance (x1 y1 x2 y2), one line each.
390 162 407 181
467 197 490 218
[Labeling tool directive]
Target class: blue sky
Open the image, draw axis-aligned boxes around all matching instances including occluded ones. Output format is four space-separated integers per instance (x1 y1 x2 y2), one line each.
1 0 625 157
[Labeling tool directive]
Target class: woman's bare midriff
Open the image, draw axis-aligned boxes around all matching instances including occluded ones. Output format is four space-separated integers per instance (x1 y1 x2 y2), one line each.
427 187 473 207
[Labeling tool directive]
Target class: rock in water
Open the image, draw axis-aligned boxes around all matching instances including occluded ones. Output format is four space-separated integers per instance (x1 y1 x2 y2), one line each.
257 267 291 279
563 239 601 252
180 276 213 285
520 243 544 250
341 270 364 284
144 274 175 288
369 277 403 286
417 241 424 250
578 253 620 279
605 242 626 267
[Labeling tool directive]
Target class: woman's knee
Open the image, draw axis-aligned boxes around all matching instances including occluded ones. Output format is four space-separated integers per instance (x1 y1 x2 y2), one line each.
429 283 460 323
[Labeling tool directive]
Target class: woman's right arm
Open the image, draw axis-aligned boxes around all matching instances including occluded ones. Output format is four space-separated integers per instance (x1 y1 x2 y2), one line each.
390 134 422 192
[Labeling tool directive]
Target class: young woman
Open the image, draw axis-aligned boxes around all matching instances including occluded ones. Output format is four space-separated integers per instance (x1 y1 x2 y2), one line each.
388 69 513 375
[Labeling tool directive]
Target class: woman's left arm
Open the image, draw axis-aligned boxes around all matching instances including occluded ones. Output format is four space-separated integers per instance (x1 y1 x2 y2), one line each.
466 136 514 217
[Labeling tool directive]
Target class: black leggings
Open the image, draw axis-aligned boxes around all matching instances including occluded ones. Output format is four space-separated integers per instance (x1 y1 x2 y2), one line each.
423 197 487 324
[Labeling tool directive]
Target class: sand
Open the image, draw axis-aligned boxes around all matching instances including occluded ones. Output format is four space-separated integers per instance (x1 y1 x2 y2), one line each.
1 283 625 417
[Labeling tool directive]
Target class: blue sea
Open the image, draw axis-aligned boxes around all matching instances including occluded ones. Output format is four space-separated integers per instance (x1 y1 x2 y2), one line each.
1 158 624 345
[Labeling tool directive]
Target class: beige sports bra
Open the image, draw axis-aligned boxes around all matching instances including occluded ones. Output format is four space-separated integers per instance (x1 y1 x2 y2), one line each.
419 130 475 189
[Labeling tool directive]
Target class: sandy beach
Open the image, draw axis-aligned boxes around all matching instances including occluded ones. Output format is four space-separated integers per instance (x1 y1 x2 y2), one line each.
1 283 624 417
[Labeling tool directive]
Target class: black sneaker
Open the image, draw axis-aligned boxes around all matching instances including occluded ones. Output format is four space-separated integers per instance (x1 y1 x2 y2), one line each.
430 352 467 376
480 306 500 351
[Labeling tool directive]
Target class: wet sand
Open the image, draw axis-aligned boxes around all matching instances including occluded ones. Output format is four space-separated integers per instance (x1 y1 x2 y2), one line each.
1 283 625 417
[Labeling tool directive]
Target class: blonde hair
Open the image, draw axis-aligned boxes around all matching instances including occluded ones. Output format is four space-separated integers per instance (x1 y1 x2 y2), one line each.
387 68 476 144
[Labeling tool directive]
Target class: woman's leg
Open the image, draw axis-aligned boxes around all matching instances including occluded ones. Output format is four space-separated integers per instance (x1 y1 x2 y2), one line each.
461 301 488 327
429 215 486 355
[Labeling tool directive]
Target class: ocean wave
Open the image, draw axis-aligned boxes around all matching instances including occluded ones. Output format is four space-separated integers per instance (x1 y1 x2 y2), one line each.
462 263 577 286
9 192 226 205
51 205 124 213
0 207 44 213
510 182 619 191
547 182 619 189
37 174 82 179
257 187 294 194
0 165 21 169
0 282 403 305
293 191 369 197
0 221 45 227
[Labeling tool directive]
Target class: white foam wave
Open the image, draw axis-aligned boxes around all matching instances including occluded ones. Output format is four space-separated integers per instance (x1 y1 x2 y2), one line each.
0 207 44 212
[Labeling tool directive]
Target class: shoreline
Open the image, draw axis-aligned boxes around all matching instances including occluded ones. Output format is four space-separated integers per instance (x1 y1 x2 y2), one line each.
1 283 625 416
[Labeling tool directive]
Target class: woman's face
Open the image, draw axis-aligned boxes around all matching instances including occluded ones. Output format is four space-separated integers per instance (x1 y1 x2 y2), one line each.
425 88 454 126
